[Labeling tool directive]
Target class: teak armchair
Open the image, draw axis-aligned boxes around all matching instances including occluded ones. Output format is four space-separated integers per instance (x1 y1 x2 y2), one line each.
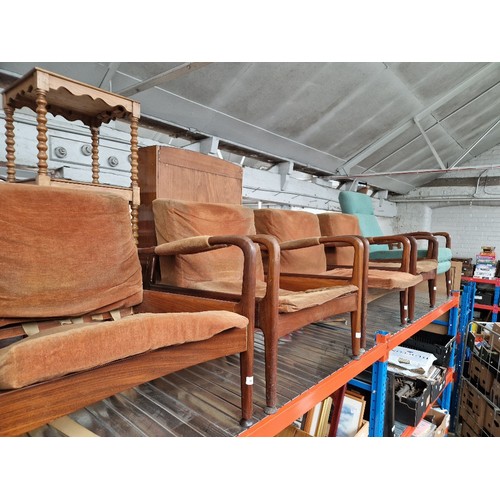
0 183 255 436
338 190 452 300
253 208 422 332
145 198 367 414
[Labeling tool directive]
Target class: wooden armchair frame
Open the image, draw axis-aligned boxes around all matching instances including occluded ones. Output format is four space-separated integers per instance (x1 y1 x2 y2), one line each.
0 288 254 436
142 231 367 415
0 186 257 436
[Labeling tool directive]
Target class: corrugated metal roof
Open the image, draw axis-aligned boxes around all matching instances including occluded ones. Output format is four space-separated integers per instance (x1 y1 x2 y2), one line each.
1 61 499 195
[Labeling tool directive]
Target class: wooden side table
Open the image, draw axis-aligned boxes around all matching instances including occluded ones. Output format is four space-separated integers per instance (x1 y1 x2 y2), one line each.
2 67 141 242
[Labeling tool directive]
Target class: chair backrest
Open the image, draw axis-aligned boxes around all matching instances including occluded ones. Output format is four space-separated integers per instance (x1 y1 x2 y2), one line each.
338 191 387 252
0 183 143 320
317 212 360 266
253 208 326 274
152 199 264 287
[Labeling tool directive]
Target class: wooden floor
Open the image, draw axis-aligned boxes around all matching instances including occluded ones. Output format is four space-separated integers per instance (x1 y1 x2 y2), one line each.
26 286 456 437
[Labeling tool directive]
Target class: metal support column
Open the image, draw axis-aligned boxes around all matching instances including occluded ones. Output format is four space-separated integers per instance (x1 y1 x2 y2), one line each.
440 298 460 412
449 281 475 432
368 331 390 437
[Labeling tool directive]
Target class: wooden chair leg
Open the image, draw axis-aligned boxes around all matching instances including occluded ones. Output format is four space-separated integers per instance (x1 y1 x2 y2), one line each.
428 278 437 308
239 350 254 427
445 269 452 296
262 330 278 415
408 286 416 323
350 311 362 357
399 290 408 325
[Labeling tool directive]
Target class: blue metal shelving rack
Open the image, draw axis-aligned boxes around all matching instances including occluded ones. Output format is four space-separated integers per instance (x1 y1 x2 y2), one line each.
350 283 475 437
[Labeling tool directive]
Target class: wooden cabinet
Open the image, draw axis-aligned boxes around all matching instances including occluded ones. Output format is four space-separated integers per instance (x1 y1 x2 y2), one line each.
138 145 243 247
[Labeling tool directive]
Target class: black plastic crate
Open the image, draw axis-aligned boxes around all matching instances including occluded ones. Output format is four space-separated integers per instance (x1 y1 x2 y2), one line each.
401 330 455 367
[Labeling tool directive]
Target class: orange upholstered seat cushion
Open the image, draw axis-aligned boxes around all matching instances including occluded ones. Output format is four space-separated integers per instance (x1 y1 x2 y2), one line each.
0 184 143 320
317 212 360 266
193 279 357 313
253 208 327 274
152 199 265 287
323 268 422 289
368 259 438 274
0 311 249 389
152 200 358 312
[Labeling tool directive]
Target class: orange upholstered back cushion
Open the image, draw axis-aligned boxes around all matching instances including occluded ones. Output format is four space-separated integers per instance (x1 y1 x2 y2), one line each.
152 199 264 287
253 209 326 274
0 183 143 319
317 212 361 266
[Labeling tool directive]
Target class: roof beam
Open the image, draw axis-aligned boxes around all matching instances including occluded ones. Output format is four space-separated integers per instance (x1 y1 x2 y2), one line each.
414 118 446 170
99 62 121 90
338 62 500 175
118 62 212 97
449 116 500 169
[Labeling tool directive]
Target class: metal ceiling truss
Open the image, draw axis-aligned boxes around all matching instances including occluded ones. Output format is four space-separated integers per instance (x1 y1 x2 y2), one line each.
336 62 500 177
117 63 213 97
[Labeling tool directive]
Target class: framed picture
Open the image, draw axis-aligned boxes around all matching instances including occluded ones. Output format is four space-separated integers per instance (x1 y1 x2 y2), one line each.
302 397 333 436
337 391 365 437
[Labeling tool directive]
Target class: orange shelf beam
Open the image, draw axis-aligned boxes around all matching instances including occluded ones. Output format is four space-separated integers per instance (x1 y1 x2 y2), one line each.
239 293 459 437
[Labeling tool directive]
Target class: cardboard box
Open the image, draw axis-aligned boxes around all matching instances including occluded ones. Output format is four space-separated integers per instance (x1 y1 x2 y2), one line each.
479 344 500 371
468 355 484 386
275 425 312 437
469 355 493 393
413 407 450 437
490 378 500 407
459 383 476 422
483 405 500 437
460 420 480 437
490 323 500 353
460 380 487 427
427 407 450 437
354 419 369 437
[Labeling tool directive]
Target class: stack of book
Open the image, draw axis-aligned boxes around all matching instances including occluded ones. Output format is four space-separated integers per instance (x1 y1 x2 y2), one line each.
474 246 497 279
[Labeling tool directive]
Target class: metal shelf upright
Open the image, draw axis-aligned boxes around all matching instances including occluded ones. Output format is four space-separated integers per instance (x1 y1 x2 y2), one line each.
362 284 474 437
240 292 460 437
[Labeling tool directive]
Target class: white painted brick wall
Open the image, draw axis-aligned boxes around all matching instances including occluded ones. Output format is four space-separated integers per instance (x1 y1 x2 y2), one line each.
431 204 500 260
393 204 432 233
387 145 500 260
429 146 500 260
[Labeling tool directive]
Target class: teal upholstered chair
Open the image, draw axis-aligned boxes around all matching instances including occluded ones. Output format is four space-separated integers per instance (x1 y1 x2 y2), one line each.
338 190 453 302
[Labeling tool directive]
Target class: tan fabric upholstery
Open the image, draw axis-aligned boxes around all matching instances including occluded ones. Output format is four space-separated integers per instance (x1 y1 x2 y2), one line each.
152 200 357 312
0 183 143 319
324 268 422 289
254 208 423 291
369 260 438 273
152 199 265 287
0 185 251 391
276 284 358 312
317 212 360 266
0 311 249 389
253 209 326 273
192 279 357 313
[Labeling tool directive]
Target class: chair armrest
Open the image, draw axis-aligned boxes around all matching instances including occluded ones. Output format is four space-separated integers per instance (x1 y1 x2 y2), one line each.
139 235 258 323
318 235 368 290
279 237 321 251
399 232 439 260
432 231 451 249
367 235 412 273
248 234 281 309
